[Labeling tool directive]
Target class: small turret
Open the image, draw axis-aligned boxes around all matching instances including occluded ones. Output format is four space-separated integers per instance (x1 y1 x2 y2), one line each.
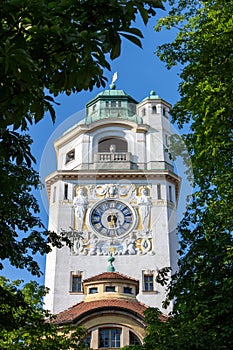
137 90 171 123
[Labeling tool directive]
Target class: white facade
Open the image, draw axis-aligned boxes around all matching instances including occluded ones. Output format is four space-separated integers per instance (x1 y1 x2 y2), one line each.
44 89 180 314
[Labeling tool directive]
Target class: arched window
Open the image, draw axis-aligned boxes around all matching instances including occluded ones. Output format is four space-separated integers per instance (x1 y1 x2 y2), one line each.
65 149 75 163
152 105 157 114
98 137 127 153
129 331 142 345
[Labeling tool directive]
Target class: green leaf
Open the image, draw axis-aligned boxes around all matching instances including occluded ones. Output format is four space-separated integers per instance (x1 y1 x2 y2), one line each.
120 33 142 48
110 34 122 59
138 5 149 24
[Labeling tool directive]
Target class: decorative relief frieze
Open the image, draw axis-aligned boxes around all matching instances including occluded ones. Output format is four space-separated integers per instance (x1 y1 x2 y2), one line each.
69 230 154 257
69 183 154 256
93 183 136 200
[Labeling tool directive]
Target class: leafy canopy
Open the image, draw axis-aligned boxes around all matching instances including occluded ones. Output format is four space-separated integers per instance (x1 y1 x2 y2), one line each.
0 277 87 349
131 1 233 349
0 0 164 131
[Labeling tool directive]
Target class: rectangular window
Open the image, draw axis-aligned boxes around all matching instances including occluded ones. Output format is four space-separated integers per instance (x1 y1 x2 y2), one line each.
106 101 109 108
105 286 116 292
64 184 68 200
111 101 116 108
157 184 161 200
169 185 173 202
123 287 133 294
118 101 122 108
71 272 82 293
143 272 154 292
99 328 121 348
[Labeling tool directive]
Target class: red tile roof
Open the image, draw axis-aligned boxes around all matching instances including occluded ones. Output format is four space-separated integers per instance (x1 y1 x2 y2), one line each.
83 271 139 283
53 298 148 325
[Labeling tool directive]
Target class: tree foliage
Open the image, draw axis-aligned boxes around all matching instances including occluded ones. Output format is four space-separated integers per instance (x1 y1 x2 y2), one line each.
132 1 233 349
0 277 87 349
0 0 164 131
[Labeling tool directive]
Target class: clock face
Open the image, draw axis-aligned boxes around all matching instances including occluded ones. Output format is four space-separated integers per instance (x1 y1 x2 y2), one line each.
90 200 135 238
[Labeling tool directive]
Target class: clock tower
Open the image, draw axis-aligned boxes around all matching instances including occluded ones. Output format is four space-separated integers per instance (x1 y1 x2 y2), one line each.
44 84 180 315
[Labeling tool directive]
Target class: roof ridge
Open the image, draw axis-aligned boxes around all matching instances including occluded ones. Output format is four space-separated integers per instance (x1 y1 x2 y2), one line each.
53 298 149 324
55 301 84 314
83 271 139 283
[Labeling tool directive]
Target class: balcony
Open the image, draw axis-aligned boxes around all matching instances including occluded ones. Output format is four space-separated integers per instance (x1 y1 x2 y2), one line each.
94 152 132 170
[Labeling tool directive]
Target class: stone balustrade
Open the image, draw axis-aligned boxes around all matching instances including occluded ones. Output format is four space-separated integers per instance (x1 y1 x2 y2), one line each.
95 152 131 162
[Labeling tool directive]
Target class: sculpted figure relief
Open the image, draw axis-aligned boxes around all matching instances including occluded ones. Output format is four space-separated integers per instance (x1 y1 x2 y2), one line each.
94 183 137 199
85 233 98 255
107 184 117 197
137 188 152 232
73 188 88 232
121 233 137 255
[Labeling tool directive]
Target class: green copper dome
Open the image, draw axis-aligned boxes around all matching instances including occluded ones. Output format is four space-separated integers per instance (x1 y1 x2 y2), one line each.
142 90 161 101
84 89 142 124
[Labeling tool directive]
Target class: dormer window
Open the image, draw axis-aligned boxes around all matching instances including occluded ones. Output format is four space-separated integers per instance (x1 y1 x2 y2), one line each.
89 287 98 294
123 287 133 294
105 286 116 292
65 149 75 164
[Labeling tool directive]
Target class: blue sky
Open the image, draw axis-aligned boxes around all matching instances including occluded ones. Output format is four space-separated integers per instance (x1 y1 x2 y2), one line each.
2 9 191 285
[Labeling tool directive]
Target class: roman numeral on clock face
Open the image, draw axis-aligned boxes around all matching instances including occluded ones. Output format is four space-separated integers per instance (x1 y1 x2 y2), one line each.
91 200 134 237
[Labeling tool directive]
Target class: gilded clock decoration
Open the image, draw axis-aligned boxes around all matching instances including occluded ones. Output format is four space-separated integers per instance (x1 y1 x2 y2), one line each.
90 199 136 238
